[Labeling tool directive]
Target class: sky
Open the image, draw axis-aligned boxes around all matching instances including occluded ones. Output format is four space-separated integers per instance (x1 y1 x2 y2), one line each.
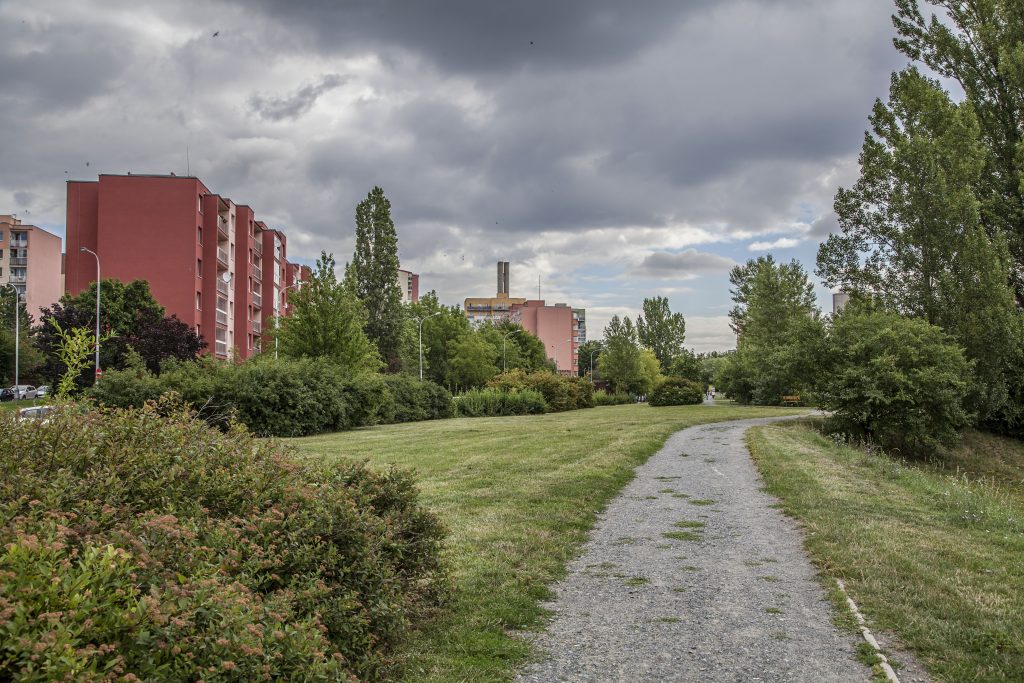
0 0 912 351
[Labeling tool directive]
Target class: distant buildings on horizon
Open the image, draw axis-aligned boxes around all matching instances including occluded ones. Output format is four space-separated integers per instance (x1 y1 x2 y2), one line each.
0 214 63 321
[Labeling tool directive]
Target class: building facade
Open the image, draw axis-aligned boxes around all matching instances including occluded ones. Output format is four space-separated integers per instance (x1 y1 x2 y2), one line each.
66 174 306 360
0 215 63 320
464 261 583 375
397 268 419 303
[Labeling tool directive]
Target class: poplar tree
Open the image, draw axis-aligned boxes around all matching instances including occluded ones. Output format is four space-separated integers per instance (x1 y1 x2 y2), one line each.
351 186 404 371
636 296 687 372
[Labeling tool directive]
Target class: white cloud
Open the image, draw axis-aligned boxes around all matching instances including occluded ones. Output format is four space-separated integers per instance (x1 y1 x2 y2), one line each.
749 237 801 251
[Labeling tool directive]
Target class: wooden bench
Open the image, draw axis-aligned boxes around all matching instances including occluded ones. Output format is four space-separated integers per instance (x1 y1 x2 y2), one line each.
781 395 801 406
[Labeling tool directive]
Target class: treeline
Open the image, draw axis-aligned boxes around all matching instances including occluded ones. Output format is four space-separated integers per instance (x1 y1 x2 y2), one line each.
719 0 1024 456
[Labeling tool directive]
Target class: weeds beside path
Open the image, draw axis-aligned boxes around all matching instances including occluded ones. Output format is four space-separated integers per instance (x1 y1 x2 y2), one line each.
748 422 1024 681
290 403 806 682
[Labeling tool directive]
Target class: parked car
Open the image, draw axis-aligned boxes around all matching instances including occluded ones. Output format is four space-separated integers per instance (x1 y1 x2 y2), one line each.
35 385 50 398
18 405 52 422
11 385 37 400
0 388 13 402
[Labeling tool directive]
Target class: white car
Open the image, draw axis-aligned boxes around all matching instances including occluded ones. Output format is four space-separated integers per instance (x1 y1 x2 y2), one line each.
18 405 52 421
35 385 50 398
10 385 37 400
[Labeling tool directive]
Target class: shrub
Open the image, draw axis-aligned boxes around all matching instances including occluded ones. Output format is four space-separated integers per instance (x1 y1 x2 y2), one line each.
453 388 548 417
487 370 590 412
593 390 633 406
0 401 446 681
383 375 454 423
820 309 972 457
650 377 705 406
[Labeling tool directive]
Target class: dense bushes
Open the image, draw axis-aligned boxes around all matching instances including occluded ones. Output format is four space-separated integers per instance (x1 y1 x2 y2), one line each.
487 369 594 412
819 310 972 457
89 357 452 437
593 390 634 406
650 377 704 406
0 402 447 681
453 388 548 417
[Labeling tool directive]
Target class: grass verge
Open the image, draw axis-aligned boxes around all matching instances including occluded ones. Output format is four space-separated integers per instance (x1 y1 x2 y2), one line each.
291 403 805 682
747 421 1024 681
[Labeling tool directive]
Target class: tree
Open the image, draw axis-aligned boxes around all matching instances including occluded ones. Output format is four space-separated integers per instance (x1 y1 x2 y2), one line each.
351 186 404 371
35 279 204 386
597 316 661 395
893 0 1024 295
820 308 972 457
405 292 471 385
277 251 381 374
576 340 604 378
636 296 687 371
478 320 549 372
723 257 823 404
817 67 1020 424
0 287 43 384
446 332 498 390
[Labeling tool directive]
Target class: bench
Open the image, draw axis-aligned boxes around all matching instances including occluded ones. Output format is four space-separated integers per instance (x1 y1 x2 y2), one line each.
781 395 801 406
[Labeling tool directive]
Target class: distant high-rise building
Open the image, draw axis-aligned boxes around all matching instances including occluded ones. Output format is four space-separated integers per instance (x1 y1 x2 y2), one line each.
66 174 305 360
397 268 420 303
0 215 63 320
833 292 850 314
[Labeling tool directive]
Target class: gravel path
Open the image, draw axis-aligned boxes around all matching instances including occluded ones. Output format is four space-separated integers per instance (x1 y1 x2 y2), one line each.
516 414 872 683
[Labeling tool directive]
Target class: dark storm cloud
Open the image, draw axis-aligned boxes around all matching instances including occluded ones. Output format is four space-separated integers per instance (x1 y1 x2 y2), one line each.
243 0 709 74
634 250 737 279
250 74 349 121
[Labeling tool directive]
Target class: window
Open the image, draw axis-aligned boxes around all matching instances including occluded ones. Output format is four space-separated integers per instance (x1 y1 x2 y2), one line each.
196 291 202 310
198 195 203 213
197 226 203 245
197 258 202 275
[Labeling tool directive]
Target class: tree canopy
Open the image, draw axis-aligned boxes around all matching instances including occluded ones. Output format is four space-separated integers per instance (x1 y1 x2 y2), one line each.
636 296 686 372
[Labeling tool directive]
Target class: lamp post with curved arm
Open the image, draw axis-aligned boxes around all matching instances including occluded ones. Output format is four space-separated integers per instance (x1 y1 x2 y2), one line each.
79 247 101 383
589 347 599 380
502 328 521 372
417 311 443 380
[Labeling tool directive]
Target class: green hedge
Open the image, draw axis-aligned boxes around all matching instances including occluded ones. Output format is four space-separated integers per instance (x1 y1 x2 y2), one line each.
453 388 548 417
650 377 704 406
89 357 453 437
0 401 447 681
486 369 594 411
593 390 634 406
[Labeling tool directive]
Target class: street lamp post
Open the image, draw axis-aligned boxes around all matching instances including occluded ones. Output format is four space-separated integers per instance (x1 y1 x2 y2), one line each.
550 338 572 374
502 329 521 372
4 284 19 394
79 247 101 383
275 282 302 360
589 348 599 379
417 311 443 380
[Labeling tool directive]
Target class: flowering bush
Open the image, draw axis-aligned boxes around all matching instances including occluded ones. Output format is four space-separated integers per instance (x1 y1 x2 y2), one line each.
0 401 447 681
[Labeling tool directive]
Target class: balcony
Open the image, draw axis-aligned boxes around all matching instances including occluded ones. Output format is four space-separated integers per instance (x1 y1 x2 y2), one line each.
9 257 27 266
253 239 262 255
252 264 262 281
218 216 229 239
10 238 27 248
217 246 229 267
216 309 228 326
216 278 229 296
252 320 261 334
252 291 262 308
215 340 228 357
9 275 26 284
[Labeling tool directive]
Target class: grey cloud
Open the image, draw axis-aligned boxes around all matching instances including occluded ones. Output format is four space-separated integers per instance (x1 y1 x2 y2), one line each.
13 191 34 209
808 213 840 238
249 74 348 121
634 250 738 279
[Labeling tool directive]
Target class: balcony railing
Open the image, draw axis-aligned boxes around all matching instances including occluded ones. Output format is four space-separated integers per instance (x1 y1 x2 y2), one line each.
218 217 229 239
252 320 261 334
252 264 262 281
217 278 229 296
9 275 26 284
10 239 27 248
253 239 262 255
217 246 229 266
216 309 228 326
9 257 27 266
215 340 228 357
252 291 262 308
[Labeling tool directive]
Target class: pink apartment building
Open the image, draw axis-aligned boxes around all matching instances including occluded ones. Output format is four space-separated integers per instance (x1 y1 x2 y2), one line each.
0 215 63 320
66 174 306 360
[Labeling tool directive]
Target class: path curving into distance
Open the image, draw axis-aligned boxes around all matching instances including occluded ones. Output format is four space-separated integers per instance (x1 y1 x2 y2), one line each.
516 416 871 683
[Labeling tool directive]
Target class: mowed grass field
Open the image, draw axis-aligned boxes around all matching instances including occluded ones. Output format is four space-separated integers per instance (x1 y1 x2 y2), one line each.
748 422 1024 681
290 403 806 682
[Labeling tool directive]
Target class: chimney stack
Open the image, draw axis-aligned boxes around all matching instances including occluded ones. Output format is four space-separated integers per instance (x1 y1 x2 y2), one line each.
497 261 510 295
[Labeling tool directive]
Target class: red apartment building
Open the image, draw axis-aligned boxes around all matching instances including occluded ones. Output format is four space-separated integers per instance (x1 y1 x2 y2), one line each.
512 300 579 375
65 174 306 360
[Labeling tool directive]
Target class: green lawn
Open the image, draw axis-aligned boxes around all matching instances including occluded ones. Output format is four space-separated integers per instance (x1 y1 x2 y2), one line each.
290 403 806 682
747 422 1024 681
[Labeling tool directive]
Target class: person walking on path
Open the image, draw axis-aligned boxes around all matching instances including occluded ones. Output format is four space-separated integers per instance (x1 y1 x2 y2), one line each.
517 416 871 683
